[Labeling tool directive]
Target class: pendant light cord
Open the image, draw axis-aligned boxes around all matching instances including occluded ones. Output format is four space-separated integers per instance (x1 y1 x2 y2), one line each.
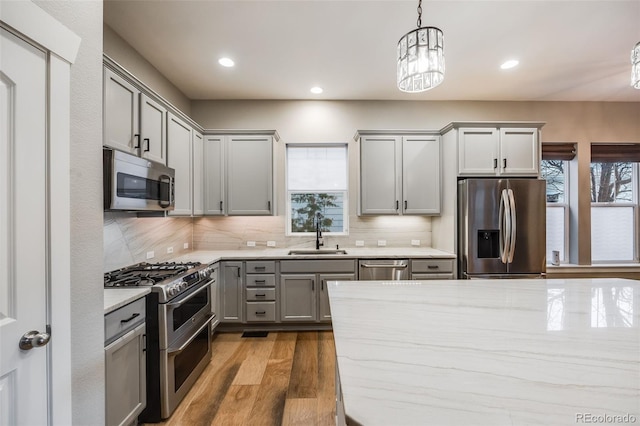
417 0 422 28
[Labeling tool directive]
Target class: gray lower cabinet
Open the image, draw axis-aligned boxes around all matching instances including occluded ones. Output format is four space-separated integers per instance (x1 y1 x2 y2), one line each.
104 298 146 426
221 261 243 322
280 260 356 323
411 259 455 279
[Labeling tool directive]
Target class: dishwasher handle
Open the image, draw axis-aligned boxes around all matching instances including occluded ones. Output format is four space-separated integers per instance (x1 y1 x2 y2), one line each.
360 263 408 269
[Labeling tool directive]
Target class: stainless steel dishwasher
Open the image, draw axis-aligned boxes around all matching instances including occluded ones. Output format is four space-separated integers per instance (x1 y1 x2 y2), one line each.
358 259 409 280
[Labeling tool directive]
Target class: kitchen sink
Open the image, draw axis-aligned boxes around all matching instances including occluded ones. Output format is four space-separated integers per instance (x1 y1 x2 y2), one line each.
287 249 348 255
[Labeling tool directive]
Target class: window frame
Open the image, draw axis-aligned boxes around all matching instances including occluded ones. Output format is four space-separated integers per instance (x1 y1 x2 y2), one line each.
285 143 349 237
541 159 570 264
590 162 639 263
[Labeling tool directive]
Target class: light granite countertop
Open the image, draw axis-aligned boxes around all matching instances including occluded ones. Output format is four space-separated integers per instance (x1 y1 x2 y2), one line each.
172 247 455 265
104 288 150 314
328 278 640 426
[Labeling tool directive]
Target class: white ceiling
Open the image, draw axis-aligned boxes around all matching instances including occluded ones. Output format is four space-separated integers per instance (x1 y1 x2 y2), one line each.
104 0 640 102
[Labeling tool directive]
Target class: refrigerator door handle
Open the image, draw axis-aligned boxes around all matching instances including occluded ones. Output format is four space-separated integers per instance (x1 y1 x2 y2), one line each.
499 189 511 264
507 188 517 263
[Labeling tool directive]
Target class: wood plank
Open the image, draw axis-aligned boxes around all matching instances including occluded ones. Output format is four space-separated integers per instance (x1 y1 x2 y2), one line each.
282 398 319 426
210 385 260 426
317 331 337 425
244 358 293 426
270 331 297 360
232 334 277 385
287 331 318 398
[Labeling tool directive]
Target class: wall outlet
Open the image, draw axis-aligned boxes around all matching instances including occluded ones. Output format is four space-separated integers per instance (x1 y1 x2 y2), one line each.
183 243 189 249
267 241 276 247
146 251 155 259
167 246 174 254
411 239 421 247
247 241 256 247
377 240 386 247
355 240 365 247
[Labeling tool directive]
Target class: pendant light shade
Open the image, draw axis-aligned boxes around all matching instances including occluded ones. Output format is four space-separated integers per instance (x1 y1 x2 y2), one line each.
397 1 444 93
632 41 640 89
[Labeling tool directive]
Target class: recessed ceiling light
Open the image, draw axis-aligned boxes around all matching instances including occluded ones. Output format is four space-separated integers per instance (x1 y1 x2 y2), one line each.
500 59 519 70
310 86 323 94
218 57 235 68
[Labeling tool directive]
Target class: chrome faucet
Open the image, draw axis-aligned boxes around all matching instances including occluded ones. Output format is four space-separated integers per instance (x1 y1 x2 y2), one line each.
315 212 324 250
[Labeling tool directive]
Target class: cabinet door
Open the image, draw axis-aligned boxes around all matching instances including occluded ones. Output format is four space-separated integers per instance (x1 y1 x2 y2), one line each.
402 136 441 215
360 136 401 214
203 136 225 215
499 128 539 176
104 68 139 155
221 262 243 322
318 273 355 322
105 323 146 426
192 131 204 216
139 93 167 164
457 128 499 176
280 274 316 322
167 113 193 216
227 136 273 215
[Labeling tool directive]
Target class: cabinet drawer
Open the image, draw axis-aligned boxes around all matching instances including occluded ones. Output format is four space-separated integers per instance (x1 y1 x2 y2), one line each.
105 297 146 345
411 259 454 274
246 274 276 287
412 273 454 280
246 261 275 274
245 302 276 322
246 288 276 301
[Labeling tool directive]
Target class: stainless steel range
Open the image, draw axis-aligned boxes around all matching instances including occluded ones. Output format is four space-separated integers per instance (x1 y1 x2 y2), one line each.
104 261 215 422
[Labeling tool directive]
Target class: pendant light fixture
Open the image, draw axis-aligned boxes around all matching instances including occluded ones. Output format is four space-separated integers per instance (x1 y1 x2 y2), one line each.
397 0 445 92
632 41 640 89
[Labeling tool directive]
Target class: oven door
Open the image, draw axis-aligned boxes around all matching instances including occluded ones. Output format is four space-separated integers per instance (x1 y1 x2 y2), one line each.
159 317 212 419
159 280 212 349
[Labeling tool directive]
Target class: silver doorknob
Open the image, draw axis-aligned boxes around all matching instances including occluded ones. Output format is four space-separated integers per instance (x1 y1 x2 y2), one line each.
19 330 51 350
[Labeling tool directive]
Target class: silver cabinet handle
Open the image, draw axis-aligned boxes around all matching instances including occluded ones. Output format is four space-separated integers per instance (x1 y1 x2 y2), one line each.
19 330 51 350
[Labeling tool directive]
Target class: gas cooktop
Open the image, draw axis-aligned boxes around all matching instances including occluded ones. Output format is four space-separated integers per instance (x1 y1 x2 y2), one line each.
104 261 214 302
104 261 202 287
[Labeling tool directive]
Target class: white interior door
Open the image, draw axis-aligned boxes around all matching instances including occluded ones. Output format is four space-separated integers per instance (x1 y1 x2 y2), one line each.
0 28 49 425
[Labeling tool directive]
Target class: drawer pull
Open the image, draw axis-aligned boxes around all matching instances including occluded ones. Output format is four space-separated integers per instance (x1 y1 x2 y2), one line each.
120 312 140 323
254 279 266 284
427 265 439 269
255 294 266 297
253 266 266 271
255 311 266 315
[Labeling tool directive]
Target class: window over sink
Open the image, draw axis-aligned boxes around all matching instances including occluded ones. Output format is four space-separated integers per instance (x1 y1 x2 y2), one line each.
286 144 348 235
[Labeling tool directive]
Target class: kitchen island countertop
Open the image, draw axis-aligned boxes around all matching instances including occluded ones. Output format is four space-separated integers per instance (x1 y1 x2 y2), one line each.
172 247 455 265
328 278 640 426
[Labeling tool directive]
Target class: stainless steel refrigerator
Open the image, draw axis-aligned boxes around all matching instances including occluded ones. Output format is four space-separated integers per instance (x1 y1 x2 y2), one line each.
458 178 546 278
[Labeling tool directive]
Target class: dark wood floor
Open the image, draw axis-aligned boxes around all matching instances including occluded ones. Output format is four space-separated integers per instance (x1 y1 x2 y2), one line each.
150 331 337 426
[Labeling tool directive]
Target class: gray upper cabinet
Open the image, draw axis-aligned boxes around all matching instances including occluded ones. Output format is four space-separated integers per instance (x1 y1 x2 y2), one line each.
203 133 277 216
227 135 273 215
139 94 167 164
455 125 541 176
167 113 192 216
104 67 167 165
104 67 140 156
192 131 204 216
358 132 441 215
204 136 225 215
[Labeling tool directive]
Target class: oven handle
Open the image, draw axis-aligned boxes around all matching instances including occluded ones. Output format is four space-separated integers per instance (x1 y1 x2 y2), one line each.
167 314 213 355
166 279 213 309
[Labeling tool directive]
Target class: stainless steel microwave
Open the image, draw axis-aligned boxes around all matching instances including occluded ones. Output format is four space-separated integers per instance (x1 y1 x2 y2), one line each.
103 148 175 212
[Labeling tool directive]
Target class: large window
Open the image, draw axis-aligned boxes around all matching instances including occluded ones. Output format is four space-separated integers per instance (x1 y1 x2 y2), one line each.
590 161 638 262
541 159 569 263
286 144 348 235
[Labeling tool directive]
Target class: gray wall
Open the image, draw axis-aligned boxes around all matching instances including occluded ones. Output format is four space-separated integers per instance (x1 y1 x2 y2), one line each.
33 1 105 424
